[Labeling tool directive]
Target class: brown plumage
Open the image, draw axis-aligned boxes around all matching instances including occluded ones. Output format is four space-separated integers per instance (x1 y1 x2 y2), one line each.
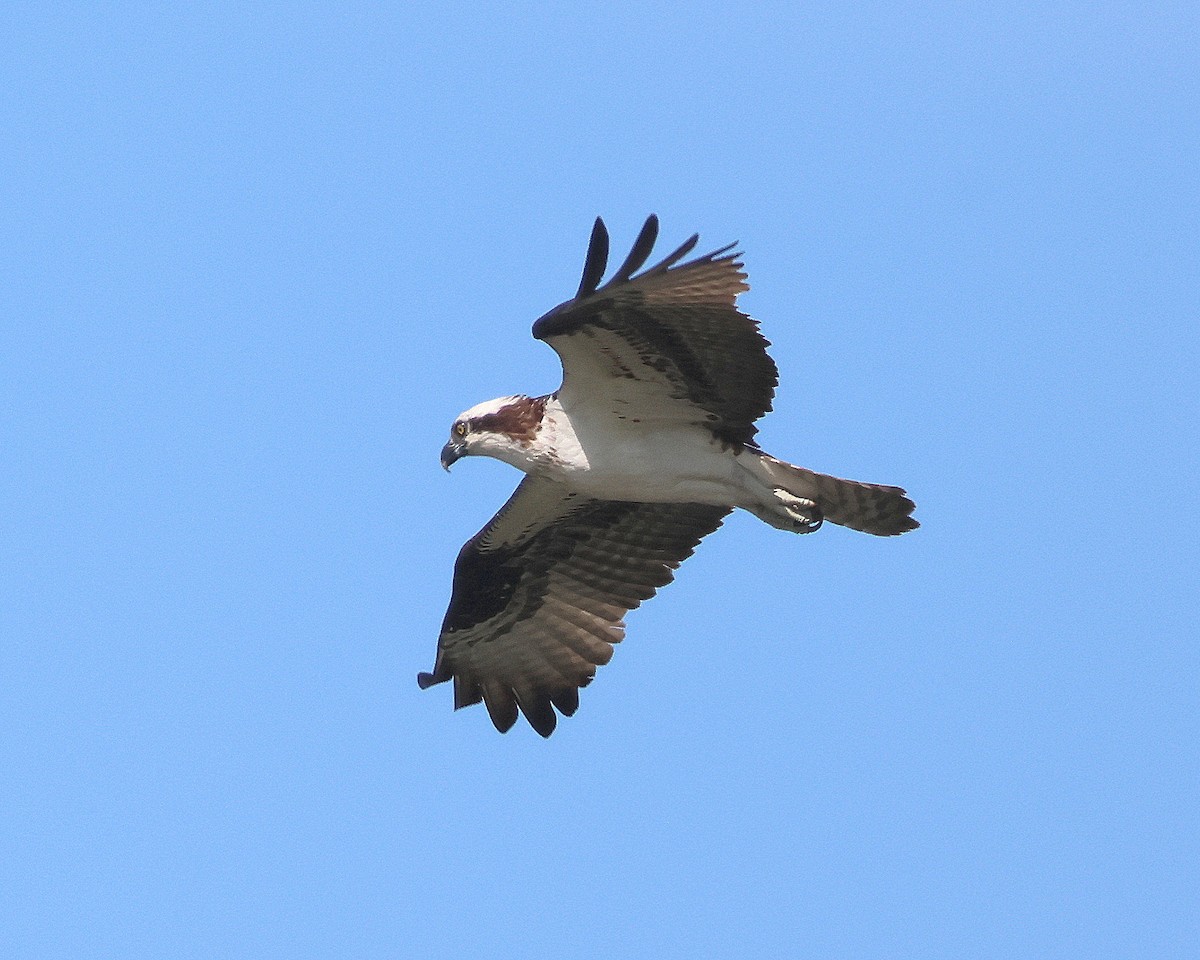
468 395 546 444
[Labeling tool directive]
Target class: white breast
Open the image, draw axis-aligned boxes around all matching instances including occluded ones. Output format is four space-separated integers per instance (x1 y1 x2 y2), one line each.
534 397 746 506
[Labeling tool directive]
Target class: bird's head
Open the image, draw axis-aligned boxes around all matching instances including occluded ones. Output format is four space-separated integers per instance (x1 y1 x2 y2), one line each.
441 395 547 471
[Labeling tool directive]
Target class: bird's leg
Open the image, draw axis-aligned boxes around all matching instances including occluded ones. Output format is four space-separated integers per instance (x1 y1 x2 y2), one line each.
771 488 824 533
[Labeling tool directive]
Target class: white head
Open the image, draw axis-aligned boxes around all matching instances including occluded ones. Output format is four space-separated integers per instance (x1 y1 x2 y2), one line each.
440 395 548 471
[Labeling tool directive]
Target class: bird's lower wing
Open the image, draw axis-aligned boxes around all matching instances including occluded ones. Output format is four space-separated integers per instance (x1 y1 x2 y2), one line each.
420 476 730 736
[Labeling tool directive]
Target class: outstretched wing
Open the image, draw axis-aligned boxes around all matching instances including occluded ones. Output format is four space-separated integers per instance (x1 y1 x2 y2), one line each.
532 215 778 447
419 475 729 736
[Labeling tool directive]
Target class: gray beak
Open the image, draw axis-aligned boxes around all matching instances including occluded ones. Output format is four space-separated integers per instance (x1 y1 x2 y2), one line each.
440 439 466 471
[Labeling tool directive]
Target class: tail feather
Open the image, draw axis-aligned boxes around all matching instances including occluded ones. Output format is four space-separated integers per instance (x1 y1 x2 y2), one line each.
757 455 918 536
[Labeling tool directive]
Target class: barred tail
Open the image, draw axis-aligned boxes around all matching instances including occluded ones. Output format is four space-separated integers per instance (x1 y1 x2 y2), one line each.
756 454 919 536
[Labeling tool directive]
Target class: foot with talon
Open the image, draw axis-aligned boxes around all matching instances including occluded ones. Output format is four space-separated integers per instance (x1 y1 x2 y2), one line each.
771 489 824 533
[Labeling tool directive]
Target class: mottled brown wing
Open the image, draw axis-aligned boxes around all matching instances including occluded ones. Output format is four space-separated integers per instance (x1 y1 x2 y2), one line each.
418 475 730 737
532 215 779 447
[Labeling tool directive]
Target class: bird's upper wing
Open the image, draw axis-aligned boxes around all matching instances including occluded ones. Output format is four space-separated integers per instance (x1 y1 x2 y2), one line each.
419 475 730 736
532 215 779 447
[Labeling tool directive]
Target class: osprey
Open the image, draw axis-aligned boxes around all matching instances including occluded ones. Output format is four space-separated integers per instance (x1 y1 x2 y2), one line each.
420 215 917 736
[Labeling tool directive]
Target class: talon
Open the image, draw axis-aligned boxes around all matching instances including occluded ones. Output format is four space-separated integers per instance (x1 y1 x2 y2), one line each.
797 509 823 533
772 489 824 532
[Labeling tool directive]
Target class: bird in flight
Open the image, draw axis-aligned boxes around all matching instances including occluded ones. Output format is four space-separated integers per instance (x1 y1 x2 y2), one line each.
420 215 917 736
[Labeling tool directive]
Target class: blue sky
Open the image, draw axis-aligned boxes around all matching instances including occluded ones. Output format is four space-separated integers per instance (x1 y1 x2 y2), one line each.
3 2 1197 957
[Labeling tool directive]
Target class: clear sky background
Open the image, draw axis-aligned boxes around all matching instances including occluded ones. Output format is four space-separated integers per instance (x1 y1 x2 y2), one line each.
3 3 1197 958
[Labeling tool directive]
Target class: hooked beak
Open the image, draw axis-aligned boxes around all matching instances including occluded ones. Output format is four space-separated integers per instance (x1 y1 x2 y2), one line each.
440 439 466 471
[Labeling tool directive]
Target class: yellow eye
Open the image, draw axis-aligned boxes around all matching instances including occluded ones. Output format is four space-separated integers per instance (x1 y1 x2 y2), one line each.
454 421 467 438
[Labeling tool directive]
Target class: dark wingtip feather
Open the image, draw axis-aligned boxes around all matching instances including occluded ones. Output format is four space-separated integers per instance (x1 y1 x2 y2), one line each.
520 694 559 738
576 217 610 298
703 241 740 262
610 214 660 283
549 686 580 717
646 232 701 274
453 675 484 709
483 690 519 733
